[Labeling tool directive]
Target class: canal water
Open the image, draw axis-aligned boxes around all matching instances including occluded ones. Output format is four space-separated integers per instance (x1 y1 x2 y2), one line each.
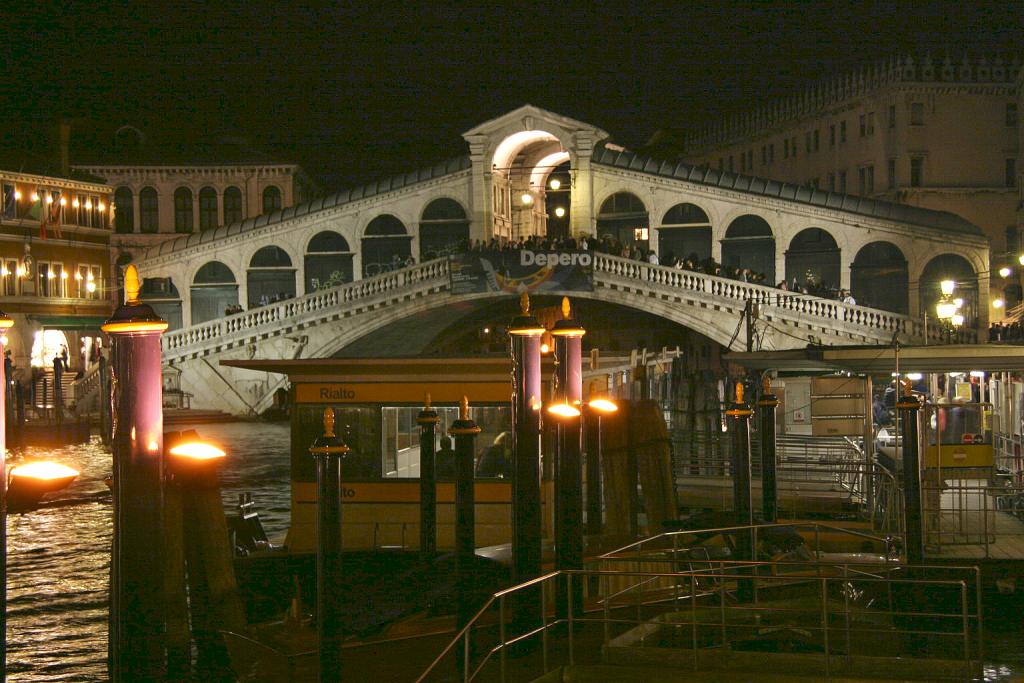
6 421 289 682
4 421 1024 681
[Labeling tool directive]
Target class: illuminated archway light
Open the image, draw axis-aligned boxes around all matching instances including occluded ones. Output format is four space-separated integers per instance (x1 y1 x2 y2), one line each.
492 131 560 172
529 151 571 190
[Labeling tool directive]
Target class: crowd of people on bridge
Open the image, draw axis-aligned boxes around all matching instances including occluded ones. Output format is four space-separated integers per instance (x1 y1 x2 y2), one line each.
989 320 1024 342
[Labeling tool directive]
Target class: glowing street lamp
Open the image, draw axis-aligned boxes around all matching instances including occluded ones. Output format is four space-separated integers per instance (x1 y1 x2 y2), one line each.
7 462 80 513
549 178 561 190
520 192 533 206
993 298 1005 309
554 206 566 218
999 267 1012 278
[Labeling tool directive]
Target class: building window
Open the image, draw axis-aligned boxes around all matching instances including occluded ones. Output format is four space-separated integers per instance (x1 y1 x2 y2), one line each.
2 258 17 296
784 139 789 159
747 149 753 171
910 102 924 126
223 186 243 224
858 167 866 194
827 172 835 191
888 158 896 189
866 165 874 193
840 121 847 143
174 187 193 233
867 112 875 135
839 171 847 193
114 187 134 233
768 144 774 163
1007 103 1018 127
1007 226 1020 255
1007 158 1018 189
761 146 767 165
805 131 812 153
262 186 282 214
830 124 836 147
910 157 924 187
813 129 820 151
37 261 64 298
859 114 866 137
140 187 159 233
76 264 101 299
199 187 218 230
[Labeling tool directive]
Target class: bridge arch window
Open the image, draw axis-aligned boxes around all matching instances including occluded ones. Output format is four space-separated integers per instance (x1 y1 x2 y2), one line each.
247 246 296 308
262 185 282 214
658 203 711 264
174 187 193 233
198 186 218 230
139 187 159 233
851 241 908 313
139 277 182 330
190 261 237 325
722 215 775 283
305 231 354 292
785 228 840 293
114 187 134 234
597 192 649 250
921 254 978 329
223 186 243 224
419 198 469 260
362 215 412 277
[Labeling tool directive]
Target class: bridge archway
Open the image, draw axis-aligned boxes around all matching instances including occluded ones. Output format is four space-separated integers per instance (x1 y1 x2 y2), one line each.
722 215 775 282
490 131 568 240
786 228 840 291
851 241 908 313
140 277 182 330
247 246 296 307
419 198 469 259
921 253 978 328
597 192 649 251
658 203 712 265
305 231 353 292
362 215 411 276
191 261 237 324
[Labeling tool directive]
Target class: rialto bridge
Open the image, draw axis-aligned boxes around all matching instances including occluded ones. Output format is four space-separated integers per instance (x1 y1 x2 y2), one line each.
133 106 990 413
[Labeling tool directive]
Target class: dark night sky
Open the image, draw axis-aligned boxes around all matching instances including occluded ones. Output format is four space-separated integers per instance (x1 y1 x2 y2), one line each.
1 1 1021 187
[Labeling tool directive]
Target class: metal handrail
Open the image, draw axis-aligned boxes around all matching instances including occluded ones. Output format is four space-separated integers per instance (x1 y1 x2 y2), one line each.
415 561 983 683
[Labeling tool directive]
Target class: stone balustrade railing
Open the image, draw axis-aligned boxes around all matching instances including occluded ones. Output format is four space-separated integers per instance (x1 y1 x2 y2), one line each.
162 258 451 360
161 251 976 363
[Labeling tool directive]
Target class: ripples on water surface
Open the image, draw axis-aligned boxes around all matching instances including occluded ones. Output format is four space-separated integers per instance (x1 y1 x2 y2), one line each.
6 421 289 682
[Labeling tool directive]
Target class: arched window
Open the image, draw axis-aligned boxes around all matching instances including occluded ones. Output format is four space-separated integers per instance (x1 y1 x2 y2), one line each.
596 192 649 248
785 228 840 292
658 203 711 264
139 187 159 233
921 254 978 329
419 198 469 260
361 215 411 277
190 261 237 324
262 185 282 214
305 231 353 292
851 242 908 313
247 246 296 307
722 215 775 282
198 187 218 230
114 187 134 234
174 187 193 233
139 277 182 330
223 186 243 224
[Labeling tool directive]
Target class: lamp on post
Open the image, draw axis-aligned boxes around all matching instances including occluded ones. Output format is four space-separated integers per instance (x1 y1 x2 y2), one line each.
934 280 963 343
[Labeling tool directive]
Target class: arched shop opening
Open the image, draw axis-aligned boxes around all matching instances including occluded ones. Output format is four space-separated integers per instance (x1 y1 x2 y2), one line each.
361 215 411 277
658 203 712 264
921 253 979 328
536 157 571 240
721 215 775 282
596 192 649 250
490 131 568 241
305 231 354 292
419 199 470 260
851 241 908 313
247 246 296 307
139 277 183 330
786 227 840 291
190 261 238 324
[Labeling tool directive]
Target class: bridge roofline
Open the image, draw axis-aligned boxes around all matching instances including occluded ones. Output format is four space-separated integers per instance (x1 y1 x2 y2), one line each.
592 143 985 240
145 155 471 260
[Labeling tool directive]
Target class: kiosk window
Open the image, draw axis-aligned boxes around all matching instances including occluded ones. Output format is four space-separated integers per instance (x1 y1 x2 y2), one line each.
382 405 512 479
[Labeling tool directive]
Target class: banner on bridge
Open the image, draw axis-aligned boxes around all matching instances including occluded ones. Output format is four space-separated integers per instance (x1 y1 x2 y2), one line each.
449 250 594 295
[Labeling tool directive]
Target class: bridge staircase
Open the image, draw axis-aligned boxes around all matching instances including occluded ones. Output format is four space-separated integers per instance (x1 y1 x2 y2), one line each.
158 254 971 414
